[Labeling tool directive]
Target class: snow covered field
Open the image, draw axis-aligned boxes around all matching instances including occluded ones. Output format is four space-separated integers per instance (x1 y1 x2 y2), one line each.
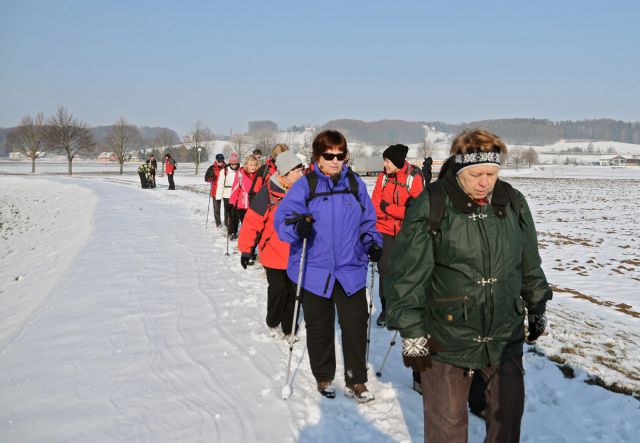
1 162 639 442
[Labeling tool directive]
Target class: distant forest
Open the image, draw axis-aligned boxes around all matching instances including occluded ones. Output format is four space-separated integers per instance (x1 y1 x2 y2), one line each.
321 118 640 146
3 118 640 157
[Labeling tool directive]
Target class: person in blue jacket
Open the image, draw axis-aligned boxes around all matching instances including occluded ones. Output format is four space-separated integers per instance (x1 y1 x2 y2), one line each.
274 129 382 403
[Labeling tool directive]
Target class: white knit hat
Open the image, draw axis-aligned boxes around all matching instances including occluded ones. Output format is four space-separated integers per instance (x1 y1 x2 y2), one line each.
275 150 302 175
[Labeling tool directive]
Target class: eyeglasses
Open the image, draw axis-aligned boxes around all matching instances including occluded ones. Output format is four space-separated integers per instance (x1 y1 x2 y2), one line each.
320 152 347 161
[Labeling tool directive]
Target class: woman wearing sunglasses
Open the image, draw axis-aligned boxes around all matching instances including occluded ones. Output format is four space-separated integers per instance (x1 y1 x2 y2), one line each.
274 130 382 403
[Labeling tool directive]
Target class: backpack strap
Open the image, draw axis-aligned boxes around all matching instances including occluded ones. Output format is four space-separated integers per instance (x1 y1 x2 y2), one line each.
382 164 423 191
305 170 364 212
425 180 446 238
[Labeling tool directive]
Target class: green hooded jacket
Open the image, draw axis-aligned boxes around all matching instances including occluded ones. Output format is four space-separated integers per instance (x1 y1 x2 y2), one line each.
385 171 552 369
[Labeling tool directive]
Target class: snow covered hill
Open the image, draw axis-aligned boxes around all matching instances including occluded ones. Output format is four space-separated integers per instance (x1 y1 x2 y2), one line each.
0 170 639 442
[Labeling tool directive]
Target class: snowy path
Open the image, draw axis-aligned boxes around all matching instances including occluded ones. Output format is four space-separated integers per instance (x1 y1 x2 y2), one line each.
0 178 297 442
1 175 639 443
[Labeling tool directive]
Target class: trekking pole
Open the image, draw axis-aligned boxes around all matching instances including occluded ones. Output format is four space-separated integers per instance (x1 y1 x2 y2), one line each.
376 330 399 377
225 231 230 256
282 237 308 400
365 262 376 362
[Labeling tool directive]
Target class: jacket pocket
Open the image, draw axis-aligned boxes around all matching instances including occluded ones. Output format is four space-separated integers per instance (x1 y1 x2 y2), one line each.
433 296 475 322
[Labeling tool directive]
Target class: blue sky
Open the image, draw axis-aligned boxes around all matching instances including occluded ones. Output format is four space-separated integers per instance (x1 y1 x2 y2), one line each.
1 0 638 136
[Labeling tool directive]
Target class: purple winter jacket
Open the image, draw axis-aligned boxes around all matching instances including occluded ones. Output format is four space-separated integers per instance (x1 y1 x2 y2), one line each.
274 164 382 298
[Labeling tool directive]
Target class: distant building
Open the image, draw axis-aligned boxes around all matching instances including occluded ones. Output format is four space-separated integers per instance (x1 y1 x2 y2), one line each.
599 155 627 166
97 152 117 162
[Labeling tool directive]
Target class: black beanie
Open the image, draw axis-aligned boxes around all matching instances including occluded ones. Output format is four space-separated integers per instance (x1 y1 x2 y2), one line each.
383 144 409 169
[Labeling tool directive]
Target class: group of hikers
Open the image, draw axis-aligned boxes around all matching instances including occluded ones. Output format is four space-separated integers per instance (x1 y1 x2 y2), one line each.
195 128 551 442
137 153 177 190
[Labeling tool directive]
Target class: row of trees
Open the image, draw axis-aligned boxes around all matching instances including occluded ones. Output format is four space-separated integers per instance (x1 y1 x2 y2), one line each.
7 107 96 175
7 109 219 175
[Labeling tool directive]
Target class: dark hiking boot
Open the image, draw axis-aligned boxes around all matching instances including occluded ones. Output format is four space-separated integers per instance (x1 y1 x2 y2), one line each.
317 381 336 399
376 311 386 327
345 383 375 403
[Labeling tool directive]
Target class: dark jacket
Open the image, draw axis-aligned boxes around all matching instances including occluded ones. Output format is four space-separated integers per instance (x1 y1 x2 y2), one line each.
385 170 552 368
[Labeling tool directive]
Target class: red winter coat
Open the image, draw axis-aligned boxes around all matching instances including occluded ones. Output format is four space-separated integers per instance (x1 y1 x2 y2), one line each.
229 168 257 210
238 178 290 269
371 162 424 236
207 161 226 197
165 158 176 174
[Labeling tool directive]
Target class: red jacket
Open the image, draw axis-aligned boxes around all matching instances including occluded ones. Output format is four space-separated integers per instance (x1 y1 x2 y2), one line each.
238 178 290 269
230 168 257 210
206 161 226 197
165 158 176 174
371 162 424 236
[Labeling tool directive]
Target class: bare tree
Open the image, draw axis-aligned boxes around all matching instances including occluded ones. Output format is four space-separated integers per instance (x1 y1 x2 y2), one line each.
507 146 526 169
524 147 539 167
417 140 436 159
45 106 95 175
350 143 365 159
252 128 278 155
7 113 46 173
295 128 316 163
105 118 142 174
154 128 179 176
184 121 213 175
228 133 254 160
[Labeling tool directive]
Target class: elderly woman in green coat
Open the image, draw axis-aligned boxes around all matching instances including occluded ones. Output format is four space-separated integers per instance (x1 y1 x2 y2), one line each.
385 128 552 443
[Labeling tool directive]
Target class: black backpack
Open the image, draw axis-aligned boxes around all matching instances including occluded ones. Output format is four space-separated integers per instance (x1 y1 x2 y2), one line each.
204 165 215 182
304 168 365 212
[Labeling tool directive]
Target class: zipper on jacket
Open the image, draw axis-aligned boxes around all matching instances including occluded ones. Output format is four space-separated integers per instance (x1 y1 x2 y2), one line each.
323 273 332 294
477 210 495 334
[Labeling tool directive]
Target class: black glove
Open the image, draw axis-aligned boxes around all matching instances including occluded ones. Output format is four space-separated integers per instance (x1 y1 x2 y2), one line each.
402 337 431 371
295 218 314 239
240 252 252 269
368 243 383 262
379 200 389 213
526 312 547 343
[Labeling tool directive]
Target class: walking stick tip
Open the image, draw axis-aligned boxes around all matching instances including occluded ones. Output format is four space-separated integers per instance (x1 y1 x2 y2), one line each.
281 384 292 400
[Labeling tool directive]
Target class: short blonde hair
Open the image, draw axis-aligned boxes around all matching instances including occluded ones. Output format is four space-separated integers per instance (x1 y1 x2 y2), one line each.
243 154 259 167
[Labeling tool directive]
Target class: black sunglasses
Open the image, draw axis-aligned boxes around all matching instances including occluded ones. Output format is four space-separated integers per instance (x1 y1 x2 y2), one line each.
320 152 347 161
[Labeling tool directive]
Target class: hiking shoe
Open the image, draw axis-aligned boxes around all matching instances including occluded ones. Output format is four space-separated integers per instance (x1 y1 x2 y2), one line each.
268 327 280 338
345 383 375 403
283 334 299 343
317 381 336 399
376 311 386 327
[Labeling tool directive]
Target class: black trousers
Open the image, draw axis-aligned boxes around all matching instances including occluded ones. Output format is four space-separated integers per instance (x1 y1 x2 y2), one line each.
167 173 175 190
138 172 148 188
213 199 222 227
301 282 368 385
377 233 396 311
227 206 246 235
264 268 297 334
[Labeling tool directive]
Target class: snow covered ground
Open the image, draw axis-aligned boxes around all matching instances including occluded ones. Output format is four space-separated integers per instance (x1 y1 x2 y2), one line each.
1 163 639 442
